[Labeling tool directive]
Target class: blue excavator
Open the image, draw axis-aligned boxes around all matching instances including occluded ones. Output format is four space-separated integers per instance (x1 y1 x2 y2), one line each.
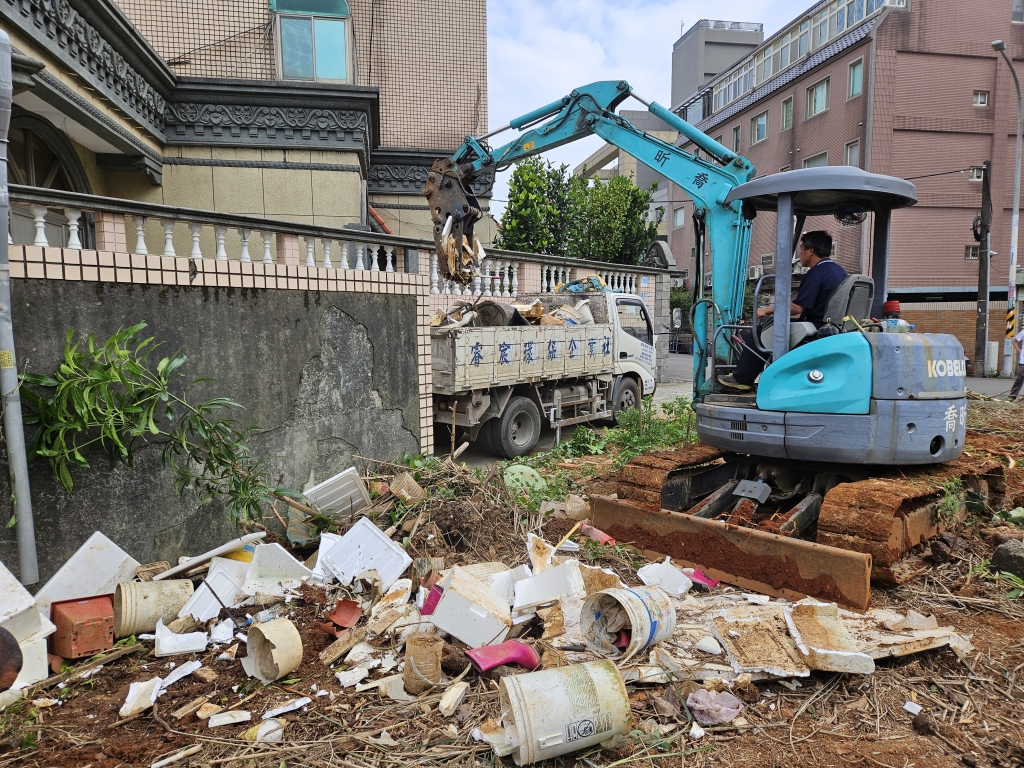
424 81 975 607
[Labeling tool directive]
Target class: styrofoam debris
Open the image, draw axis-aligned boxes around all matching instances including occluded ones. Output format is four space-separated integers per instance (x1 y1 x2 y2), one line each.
178 558 249 622
695 636 723 655
241 543 312 598
263 697 311 719
34 532 140 623
903 701 923 715
487 565 533 606
159 660 202 692
119 677 162 718
309 533 343 584
210 619 235 644
636 557 693 598
335 667 370 687
154 619 207 657
208 710 252 727
429 567 511 648
512 561 585 613
689 722 706 739
320 517 412 591
304 467 371 517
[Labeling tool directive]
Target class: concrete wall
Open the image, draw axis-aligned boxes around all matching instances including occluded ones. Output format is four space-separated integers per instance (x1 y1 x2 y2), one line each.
0 247 431 583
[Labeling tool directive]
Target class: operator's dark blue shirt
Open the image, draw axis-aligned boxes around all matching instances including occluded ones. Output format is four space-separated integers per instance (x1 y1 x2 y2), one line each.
793 258 848 327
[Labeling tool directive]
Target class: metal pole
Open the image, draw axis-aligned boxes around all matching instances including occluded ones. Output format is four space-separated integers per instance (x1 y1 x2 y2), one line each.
772 193 793 363
994 40 1021 377
976 160 992 378
0 33 37 584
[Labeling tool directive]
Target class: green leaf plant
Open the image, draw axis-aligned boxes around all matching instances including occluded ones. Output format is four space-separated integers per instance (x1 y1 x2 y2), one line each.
19 323 303 525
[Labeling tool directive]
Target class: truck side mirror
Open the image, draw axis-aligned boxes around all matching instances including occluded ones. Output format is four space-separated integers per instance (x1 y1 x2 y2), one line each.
671 308 683 330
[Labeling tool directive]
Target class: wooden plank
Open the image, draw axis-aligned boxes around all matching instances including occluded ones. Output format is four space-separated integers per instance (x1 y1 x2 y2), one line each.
591 495 872 611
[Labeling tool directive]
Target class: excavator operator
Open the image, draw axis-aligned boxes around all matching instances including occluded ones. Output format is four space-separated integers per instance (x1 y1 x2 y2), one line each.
719 230 847 391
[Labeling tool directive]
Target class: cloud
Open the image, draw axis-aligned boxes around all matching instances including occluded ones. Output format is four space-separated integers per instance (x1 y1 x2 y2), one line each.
486 0 812 220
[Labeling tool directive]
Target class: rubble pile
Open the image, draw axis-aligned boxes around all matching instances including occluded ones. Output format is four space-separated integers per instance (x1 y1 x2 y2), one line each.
0 427 1023 767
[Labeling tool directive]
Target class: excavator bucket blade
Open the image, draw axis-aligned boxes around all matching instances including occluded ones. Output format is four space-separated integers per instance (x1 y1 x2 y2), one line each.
591 495 872 611
422 158 482 285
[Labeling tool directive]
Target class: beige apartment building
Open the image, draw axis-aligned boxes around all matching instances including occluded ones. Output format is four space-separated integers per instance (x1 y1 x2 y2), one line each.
667 0 1024 364
0 0 489 255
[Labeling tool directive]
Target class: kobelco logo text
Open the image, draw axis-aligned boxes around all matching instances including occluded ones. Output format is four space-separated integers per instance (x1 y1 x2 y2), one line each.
926 359 965 377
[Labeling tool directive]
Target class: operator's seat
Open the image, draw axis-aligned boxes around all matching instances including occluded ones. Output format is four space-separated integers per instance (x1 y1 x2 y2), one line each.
759 321 817 351
822 274 874 330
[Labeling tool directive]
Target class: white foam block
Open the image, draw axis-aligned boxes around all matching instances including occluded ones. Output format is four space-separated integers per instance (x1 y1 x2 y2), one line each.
241 543 312 598
321 517 411 591
0 558 43 643
34 532 139 622
429 567 511 648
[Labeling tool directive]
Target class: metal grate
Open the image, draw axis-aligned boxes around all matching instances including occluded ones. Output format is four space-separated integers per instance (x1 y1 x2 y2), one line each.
115 0 276 80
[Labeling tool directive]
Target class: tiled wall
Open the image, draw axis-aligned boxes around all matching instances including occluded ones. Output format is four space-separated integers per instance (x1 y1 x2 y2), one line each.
10 245 435 455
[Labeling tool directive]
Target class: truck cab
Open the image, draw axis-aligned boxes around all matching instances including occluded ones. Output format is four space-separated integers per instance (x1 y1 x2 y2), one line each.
432 291 657 458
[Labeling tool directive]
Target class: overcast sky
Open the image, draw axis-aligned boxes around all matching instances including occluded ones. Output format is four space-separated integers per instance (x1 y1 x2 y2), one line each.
486 0 813 220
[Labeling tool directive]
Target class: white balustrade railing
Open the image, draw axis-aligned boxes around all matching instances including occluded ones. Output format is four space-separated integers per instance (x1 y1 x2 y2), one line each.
428 253 647 299
9 189 423 277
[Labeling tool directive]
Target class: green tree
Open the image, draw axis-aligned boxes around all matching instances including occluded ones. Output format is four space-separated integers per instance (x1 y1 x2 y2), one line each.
497 159 662 264
495 157 553 253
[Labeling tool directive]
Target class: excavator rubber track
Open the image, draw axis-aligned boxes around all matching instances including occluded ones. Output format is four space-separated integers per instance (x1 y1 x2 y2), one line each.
601 449 1007 608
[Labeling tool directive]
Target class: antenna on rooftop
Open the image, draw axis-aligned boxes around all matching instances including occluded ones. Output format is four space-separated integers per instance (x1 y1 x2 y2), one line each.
680 18 685 35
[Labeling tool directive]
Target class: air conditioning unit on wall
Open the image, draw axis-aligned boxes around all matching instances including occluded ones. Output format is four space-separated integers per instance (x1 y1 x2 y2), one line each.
748 265 764 281
703 272 713 289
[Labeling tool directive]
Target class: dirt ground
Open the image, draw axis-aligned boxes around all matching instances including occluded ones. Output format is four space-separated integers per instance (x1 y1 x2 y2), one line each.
2 402 1024 768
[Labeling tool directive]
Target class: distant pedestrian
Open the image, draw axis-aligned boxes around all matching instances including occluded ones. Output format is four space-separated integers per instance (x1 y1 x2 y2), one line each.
1011 328 1024 402
0 626 23 693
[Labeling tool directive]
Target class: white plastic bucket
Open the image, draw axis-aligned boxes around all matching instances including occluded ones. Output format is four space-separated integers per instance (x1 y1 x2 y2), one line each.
498 659 631 765
581 586 676 661
114 580 195 638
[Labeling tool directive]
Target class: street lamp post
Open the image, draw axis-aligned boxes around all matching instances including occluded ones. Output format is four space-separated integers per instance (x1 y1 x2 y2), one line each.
993 40 1022 377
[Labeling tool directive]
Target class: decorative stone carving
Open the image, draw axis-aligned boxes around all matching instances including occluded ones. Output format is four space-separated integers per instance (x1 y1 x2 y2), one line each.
164 103 369 152
0 0 168 133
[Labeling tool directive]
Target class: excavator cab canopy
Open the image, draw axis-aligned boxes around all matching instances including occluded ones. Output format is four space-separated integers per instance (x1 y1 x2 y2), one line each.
725 166 918 360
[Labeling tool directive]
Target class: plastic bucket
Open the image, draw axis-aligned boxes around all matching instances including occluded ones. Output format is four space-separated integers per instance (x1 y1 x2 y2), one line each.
241 618 303 684
498 659 631 765
114 580 195 638
581 586 676 661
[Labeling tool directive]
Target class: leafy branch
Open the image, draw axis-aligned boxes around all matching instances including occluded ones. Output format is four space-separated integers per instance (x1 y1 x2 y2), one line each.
18 323 305 525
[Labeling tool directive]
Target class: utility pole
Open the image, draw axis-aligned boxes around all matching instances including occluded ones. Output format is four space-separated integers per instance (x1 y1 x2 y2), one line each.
993 40 1022 377
975 160 992 377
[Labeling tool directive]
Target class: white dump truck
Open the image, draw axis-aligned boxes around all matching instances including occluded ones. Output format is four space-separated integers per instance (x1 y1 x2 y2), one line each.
432 293 658 458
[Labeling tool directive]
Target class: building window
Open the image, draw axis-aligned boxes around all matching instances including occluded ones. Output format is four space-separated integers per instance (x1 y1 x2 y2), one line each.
761 253 775 268
806 78 830 118
804 151 828 168
781 97 793 131
754 21 810 86
969 166 985 181
732 125 742 153
713 61 755 112
965 245 980 260
779 164 791 172
973 90 989 107
848 59 863 98
1015 0 1023 22
673 206 687 228
714 135 724 147
812 0 890 51
845 139 860 167
751 112 769 144
274 0 351 82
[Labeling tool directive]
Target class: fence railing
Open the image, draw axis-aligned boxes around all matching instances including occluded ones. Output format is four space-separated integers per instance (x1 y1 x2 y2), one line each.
8 185 427 273
430 249 650 298
8 185 661 303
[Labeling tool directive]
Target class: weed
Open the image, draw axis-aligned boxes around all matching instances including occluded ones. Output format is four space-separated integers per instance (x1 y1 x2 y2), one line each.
935 477 965 527
1000 571 1024 599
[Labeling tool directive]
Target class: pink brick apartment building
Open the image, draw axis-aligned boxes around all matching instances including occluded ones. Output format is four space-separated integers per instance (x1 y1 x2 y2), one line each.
669 0 1024 369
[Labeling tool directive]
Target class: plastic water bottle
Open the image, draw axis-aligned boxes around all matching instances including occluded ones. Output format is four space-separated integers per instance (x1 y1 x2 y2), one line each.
885 318 911 333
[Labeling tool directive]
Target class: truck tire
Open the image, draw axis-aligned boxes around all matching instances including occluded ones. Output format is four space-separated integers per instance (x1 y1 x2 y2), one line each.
492 396 541 459
476 418 498 455
611 377 641 424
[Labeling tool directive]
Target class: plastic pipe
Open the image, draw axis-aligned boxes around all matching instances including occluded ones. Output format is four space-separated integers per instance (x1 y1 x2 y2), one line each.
0 33 37 584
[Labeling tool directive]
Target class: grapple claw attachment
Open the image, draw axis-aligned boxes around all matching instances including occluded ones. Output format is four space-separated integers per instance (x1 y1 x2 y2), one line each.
422 158 482 285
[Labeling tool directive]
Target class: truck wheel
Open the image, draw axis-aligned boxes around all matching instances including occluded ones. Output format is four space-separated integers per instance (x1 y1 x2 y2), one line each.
493 396 541 459
476 418 498 455
612 377 641 424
